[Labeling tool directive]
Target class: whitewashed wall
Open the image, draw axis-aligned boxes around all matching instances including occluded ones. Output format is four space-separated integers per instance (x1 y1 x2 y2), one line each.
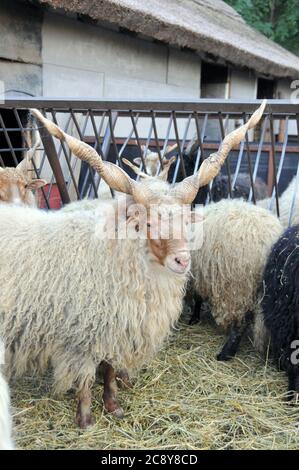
42 13 201 102
229 69 257 140
276 78 297 135
0 1 42 96
41 12 202 185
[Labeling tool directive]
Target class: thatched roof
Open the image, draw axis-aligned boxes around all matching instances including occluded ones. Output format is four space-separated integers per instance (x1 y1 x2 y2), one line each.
35 0 299 79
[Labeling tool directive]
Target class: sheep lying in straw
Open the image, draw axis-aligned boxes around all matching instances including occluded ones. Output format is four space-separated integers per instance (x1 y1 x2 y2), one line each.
0 342 13 450
190 199 283 361
257 225 299 399
0 138 46 206
0 103 265 427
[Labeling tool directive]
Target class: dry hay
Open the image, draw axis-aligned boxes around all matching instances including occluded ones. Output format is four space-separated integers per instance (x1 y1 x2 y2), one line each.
11 317 299 450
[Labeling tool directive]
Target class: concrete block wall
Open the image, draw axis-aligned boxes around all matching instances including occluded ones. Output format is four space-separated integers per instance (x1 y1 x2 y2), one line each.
41 11 201 146
42 12 201 101
0 0 42 96
276 79 297 135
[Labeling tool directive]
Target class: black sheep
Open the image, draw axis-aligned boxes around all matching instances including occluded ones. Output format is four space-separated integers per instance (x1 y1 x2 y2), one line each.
261 225 299 398
167 150 268 205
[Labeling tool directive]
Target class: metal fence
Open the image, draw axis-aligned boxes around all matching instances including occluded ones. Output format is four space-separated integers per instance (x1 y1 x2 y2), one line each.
0 98 298 217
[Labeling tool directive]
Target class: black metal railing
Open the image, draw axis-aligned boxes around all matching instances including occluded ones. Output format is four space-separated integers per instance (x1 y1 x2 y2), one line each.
0 98 298 220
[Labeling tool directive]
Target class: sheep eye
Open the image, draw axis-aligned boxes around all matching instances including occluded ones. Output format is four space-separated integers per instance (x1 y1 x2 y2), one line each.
147 223 151 228
135 224 139 232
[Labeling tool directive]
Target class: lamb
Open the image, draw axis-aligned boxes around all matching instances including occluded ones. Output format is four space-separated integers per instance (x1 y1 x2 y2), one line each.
189 198 283 361
0 138 46 206
0 103 265 427
0 342 14 450
256 225 299 399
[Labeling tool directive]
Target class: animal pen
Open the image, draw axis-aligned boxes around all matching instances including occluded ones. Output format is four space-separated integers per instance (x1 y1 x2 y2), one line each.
1 98 299 450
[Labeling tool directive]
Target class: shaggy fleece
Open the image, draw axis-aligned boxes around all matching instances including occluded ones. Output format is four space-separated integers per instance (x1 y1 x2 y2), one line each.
191 199 283 331
0 200 186 394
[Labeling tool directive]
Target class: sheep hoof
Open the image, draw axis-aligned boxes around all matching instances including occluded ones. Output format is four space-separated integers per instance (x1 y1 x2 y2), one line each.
76 412 95 429
285 391 299 405
112 407 125 419
103 396 125 418
116 370 133 389
216 352 232 361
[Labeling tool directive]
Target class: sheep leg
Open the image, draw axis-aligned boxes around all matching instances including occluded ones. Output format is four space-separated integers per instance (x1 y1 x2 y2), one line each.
102 362 124 418
116 369 133 389
184 282 194 312
286 371 299 401
294 374 299 403
217 318 249 361
189 293 203 325
285 371 296 401
76 381 94 429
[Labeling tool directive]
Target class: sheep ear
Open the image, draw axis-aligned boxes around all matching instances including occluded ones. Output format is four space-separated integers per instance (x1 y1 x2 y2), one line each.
133 157 142 166
26 179 47 190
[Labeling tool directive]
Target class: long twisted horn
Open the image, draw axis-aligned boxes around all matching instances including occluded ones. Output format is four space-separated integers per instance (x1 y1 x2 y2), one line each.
164 143 178 156
123 155 176 181
122 158 150 179
171 100 267 204
30 109 134 195
158 156 176 180
17 137 41 173
185 132 199 157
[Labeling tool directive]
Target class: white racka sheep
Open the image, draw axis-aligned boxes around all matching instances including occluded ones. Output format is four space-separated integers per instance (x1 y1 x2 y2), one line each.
0 341 14 450
0 103 265 428
258 177 299 228
190 199 283 360
0 138 46 206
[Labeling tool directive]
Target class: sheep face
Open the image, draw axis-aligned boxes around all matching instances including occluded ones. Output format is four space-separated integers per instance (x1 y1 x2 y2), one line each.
126 201 202 275
133 153 169 177
0 168 46 206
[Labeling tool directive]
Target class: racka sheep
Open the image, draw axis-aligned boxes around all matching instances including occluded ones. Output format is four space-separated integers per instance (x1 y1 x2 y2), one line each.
257 225 299 398
258 177 299 228
0 138 46 206
190 198 283 360
0 103 265 427
0 341 13 450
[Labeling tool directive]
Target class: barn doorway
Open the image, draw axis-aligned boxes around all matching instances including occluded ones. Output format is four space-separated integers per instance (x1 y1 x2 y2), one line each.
201 62 229 99
257 78 276 99
0 109 27 167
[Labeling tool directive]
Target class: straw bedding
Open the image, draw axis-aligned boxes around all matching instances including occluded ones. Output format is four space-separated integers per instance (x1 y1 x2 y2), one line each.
11 316 299 450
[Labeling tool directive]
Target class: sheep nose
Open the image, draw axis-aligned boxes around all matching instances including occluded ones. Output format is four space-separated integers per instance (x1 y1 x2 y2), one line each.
174 253 190 268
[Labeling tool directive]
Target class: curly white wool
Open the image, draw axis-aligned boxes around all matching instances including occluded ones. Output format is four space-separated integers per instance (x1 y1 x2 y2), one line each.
258 177 299 228
0 201 186 395
0 343 13 450
191 199 283 331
